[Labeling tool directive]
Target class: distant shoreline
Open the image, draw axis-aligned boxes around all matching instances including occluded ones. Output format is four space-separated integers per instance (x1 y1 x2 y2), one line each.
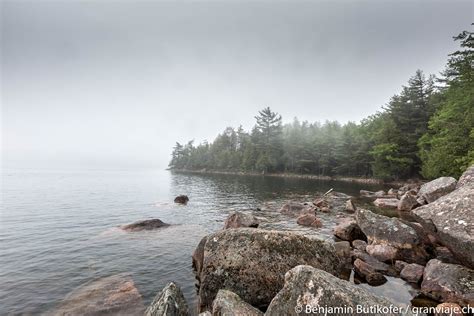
169 169 411 186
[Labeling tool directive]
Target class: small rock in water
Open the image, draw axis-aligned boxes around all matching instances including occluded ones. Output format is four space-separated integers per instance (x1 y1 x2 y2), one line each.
121 219 169 232
145 282 188 316
174 195 189 204
398 191 418 211
353 258 387 286
296 213 322 227
373 198 399 209
223 211 259 229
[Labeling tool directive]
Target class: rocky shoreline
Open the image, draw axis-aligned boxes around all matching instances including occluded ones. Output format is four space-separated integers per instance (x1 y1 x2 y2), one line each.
51 165 473 316
170 168 412 186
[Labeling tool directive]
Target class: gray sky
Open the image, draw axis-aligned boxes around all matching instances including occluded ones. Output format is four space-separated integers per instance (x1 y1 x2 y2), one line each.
2 0 472 170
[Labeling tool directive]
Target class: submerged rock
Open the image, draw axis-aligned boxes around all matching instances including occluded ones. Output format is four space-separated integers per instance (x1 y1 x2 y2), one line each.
417 177 457 204
265 265 400 316
174 195 189 204
145 282 188 316
333 218 366 242
356 209 428 264
373 198 399 209
52 274 144 316
280 202 310 216
193 228 342 312
121 219 169 232
223 211 259 229
421 259 474 307
296 213 322 227
412 183 474 268
456 164 474 189
212 290 263 316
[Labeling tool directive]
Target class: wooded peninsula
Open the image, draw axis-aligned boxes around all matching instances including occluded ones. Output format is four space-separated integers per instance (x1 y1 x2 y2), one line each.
170 27 473 180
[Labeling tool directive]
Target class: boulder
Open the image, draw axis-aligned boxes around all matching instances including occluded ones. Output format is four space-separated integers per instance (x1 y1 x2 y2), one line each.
417 177 457 204
351 249 398 277
400 263 424 284
373 198 399 209
457 164 474 189
398 192 418 211
52 274 144 315
333 218 366 242
212 290 263 316
296 213 322 228
434 303 464 316
265 265 401 316
352 239 367 251
412 184 474 268
223 211 259 229
174 195 189 204
344 199 356 212
280 202 310 216
356 209 428 264
121 219 169 232
194 228 342 311
353 259 387 286
145 282 188 316
421 259 474 307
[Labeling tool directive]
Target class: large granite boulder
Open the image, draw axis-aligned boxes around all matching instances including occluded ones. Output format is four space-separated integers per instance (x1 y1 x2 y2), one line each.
421 259 474 307
457 164 474 189
52 274 144 315
265 265 401 316
417 177 457 204
121 219 169 232
356 209 428 264
193 228 342 312
145 282 188 316
212 290 263 316
412 184 474 268
333 218 366 242
223 211 259 229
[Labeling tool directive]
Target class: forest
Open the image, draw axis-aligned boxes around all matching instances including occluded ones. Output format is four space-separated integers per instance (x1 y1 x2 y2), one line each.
169 27 473 180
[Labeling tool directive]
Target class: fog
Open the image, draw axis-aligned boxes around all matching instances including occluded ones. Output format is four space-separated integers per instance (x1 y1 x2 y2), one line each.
1 0 472 170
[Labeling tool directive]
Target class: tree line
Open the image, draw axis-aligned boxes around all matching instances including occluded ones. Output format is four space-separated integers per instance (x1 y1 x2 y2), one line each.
169 27 473 180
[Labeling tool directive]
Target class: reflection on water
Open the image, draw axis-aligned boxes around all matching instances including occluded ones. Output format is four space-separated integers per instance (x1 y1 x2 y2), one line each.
1 169 415 315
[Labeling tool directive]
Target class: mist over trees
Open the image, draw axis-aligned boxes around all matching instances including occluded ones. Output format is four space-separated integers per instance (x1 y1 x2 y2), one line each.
169 27 474 180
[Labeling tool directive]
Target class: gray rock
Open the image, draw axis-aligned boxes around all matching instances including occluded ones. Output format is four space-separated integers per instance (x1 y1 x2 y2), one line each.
457 164 474 189
412 184 474 268
360 190 387 199
344 199 356 212
280 202 311 216
334 241 351 264
145 282 188 316
394 260 408 272
333 218 366 242
223 211 259 229
194 228 342 312
356 209 428 264
421 259 474 307
418 177 457 204
51 274 144 316
398 192 418 211
265 265 401 316
366 244 398 262
400 263 424 284
373 198 399 209
435 247 460 265
212 289 263 316
352 239 367 251
174 195 189 204
121 219 169 232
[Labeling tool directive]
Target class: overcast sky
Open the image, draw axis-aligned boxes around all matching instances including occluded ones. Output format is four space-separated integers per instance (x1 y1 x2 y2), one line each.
1 0 472 170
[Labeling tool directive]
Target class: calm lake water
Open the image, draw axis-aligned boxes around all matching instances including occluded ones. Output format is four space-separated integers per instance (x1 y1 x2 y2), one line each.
1 169 418 315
